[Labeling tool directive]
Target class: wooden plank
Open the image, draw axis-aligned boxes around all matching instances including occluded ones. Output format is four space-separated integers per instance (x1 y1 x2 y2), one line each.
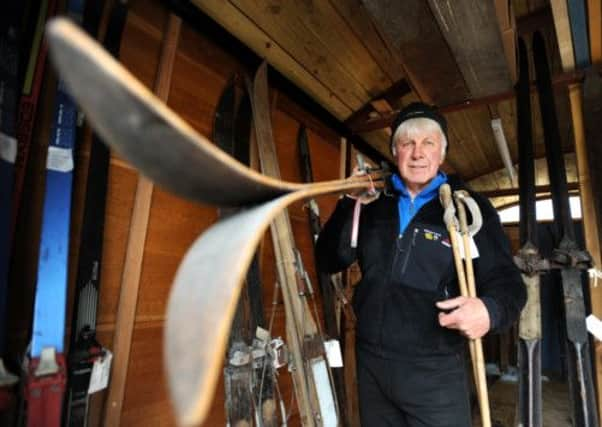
328 0 406 83
102 14 181 427
550 0 576 71
589 0 602 64
428 0 513 97
362 0 469 105
566 0 590 68
579 69 602 420
447 107 502 180
191 0 353 120
228 0 384 105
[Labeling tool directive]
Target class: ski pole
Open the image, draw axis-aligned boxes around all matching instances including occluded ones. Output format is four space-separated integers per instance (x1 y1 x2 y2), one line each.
439 186 478 385
454 190 491 427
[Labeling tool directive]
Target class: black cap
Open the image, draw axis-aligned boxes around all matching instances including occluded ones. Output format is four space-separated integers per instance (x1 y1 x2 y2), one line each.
390 102 448 151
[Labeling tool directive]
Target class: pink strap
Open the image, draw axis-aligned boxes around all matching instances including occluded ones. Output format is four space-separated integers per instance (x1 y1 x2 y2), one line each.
351 197 362 248
350 175 376 248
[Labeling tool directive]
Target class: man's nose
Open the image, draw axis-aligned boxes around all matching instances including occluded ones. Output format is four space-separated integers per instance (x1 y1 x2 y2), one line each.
411 143 424 158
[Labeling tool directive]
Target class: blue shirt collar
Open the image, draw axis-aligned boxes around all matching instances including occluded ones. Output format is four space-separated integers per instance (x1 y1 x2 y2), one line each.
391 171 448 200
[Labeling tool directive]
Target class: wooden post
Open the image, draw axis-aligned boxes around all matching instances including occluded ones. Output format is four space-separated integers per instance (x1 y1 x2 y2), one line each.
589 0 601 65
567 81 602 417
102 14 181 426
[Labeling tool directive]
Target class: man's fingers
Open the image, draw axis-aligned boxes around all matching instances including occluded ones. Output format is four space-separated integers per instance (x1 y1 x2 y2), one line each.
436 296 465 310
438 311 460 328
438 297 491 339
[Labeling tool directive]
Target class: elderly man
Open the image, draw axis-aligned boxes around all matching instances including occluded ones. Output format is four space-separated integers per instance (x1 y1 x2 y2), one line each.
316 102 525 426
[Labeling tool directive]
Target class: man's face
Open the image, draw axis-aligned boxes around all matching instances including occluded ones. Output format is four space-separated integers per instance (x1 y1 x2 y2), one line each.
394 128 444 195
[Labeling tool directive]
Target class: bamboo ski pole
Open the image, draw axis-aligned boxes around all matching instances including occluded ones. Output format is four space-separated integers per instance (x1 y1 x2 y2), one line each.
454 190 491 427
439 184 491 427
439 185 476 374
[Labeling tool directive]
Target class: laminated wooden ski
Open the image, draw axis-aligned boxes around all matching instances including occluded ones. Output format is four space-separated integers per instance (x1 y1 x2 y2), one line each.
297 125 349 426
45 19 386 426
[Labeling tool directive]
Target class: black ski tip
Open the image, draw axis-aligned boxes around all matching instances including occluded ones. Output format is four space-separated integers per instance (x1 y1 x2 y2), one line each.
532 31 546 55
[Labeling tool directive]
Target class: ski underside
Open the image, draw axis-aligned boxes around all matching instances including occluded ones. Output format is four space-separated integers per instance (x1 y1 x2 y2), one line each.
45 18 386 426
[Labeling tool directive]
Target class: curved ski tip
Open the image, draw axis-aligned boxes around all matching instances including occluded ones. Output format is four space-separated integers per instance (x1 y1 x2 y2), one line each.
46 16 75 41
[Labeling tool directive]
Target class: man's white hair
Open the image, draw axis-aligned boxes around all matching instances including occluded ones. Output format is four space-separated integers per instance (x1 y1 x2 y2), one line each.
391 117 447 158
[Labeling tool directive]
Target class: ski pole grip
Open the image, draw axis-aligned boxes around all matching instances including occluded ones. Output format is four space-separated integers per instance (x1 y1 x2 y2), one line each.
439 184 452 209
439 184 456 229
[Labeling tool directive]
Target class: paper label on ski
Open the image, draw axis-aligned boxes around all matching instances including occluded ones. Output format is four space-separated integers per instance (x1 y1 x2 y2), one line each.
46 146 74 172
324 339 343 368
0 132 17 163
456 232 479 259
88 349 112 394
586 315 602 341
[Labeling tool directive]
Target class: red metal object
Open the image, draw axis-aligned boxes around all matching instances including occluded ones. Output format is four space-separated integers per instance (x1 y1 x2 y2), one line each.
25 353 67 427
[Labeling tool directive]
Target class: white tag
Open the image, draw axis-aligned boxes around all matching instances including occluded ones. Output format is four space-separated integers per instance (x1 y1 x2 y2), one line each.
586 315 602 341
324 339 343 368
255 326 270 344
0 133 17 163
456 232 479 259
46 146 74 172
88 349 112 394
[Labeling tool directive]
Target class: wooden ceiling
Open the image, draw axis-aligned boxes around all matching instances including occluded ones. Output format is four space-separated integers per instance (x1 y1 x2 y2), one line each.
190 0 601 206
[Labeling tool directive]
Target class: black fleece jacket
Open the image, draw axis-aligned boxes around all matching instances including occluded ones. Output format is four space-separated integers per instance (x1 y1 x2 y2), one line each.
316 175 526 358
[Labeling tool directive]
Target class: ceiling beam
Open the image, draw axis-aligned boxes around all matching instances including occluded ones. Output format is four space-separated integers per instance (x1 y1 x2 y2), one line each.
344 78 411 130
481 182 579 198
349 69 590 134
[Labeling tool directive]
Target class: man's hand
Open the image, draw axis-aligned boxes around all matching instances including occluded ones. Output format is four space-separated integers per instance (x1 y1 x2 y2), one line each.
345 166 380 205
436 296 490 339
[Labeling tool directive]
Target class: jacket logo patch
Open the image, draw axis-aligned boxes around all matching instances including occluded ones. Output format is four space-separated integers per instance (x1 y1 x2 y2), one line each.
423 228 441 241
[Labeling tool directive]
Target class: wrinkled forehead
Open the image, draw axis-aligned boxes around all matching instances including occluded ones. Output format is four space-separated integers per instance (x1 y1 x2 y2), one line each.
392 117 444 144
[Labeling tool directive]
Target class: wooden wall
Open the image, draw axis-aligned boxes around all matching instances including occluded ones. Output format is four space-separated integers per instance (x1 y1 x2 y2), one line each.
7 0 345 425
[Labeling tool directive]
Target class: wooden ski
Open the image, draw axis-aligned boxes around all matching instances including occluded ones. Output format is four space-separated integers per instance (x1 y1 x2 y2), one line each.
297 125 349 426
45 19 385 426
249 62 338 427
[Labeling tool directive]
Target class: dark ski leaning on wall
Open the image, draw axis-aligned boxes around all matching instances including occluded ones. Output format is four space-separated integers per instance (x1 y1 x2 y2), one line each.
297 125 349 426
0 1 24 403
514 36 545 427
215 80 279 427
11 0 58 248
63 2 128 426
23 1 90 425
532 30 599 427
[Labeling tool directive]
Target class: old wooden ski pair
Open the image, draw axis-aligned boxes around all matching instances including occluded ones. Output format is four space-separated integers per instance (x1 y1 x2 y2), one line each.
45 19 388 426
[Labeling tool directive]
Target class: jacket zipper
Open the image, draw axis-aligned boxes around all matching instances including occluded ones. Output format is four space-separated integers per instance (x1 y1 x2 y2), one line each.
400 227 419 275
